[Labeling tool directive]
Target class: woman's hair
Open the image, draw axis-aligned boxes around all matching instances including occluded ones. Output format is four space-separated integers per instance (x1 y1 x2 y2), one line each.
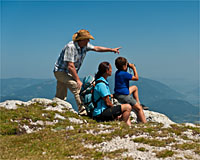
115 57 128 70
95 61 110 80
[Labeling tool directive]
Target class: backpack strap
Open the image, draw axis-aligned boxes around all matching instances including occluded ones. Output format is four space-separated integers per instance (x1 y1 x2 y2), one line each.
95 80 108 86
92 80 108 108
80 79 95 96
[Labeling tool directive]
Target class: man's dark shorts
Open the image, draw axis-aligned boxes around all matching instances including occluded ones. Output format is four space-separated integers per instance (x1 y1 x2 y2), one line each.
93 105 122 122
114 94 137 106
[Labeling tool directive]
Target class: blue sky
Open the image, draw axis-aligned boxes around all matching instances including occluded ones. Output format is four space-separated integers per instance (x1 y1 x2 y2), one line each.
1 0 199 84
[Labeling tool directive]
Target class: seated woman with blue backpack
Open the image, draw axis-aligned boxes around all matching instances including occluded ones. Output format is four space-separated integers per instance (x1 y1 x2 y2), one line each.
92 61 132 126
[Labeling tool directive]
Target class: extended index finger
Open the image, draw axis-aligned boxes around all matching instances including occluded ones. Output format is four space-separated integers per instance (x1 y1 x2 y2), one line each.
117 47 122 50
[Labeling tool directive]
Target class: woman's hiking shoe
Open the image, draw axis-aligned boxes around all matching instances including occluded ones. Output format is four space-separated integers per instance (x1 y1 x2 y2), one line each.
141 104 149 110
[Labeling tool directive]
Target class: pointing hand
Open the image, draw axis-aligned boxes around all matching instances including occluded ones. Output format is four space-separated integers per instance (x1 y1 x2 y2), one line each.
112 47 122 54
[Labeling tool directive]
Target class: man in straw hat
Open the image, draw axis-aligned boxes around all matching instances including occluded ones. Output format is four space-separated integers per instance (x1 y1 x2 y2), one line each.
53 29 121 115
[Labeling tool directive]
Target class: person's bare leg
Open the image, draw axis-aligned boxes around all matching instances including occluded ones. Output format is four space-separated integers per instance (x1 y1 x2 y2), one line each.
132 103 147 123
129 85 140 103
121 104 132 126
126 117 131 126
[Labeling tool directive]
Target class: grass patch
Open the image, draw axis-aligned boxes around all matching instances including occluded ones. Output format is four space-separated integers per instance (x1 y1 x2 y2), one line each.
156 149 175 158
0 122 19 135
172 142 200 154
132 137 176 147
137 147 148 152
104 149 128 159
184 126 200 136
47 102 58 107
0 105 57 135
0 127 131 160
160 124 183 136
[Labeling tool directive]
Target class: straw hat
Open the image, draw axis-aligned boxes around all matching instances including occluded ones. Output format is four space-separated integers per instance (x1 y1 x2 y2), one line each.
72 29 95 41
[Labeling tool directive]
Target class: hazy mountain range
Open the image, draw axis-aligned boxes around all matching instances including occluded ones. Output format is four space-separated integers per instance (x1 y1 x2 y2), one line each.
0 77 199 123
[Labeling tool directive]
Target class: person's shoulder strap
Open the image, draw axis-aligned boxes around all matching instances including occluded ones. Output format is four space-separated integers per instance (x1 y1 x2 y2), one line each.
92 80 109 104
95 80 108 86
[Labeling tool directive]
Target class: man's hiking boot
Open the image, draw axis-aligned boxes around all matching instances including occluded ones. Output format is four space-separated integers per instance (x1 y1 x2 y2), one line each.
78 107 87 116
141 104 149 110
79 110 87 116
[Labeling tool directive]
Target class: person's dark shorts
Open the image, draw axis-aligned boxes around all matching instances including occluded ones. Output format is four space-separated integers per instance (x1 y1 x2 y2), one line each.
93 105 122 122
114 94 137 106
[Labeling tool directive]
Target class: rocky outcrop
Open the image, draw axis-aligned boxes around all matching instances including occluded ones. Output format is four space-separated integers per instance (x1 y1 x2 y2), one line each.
0 98 175 125
0 97 75 113
0 98 77 134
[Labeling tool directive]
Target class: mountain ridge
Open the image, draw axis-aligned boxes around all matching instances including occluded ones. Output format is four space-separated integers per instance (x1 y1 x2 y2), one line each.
0 77 199 123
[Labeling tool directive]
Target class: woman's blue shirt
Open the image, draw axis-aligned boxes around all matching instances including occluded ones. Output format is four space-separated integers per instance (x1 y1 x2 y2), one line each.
92 77 111 117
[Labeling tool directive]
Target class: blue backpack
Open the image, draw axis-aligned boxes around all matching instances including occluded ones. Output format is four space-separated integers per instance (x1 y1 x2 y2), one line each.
80 75 106 117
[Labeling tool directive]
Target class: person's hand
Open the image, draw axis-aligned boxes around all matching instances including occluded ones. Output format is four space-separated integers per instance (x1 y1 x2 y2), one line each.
116 115 122 120
112 47 122 54
77 80 83 89
129 63 136 69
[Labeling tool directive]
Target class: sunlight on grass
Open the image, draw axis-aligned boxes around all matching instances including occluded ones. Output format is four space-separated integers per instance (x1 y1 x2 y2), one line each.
1 103 200 159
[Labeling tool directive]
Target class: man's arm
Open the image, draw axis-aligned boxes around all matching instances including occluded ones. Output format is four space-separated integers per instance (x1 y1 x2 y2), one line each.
92 46 121 54
67 62 82 89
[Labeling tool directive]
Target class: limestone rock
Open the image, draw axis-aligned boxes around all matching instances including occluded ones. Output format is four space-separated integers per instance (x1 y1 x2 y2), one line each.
130 110 175 125
0 97 76 114
1 98 199 129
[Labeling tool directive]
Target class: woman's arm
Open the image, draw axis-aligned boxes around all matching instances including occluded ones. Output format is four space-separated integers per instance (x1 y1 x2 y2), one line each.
102 95 113 107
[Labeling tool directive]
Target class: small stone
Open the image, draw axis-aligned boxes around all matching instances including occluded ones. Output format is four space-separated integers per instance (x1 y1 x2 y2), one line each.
66 126 74 131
